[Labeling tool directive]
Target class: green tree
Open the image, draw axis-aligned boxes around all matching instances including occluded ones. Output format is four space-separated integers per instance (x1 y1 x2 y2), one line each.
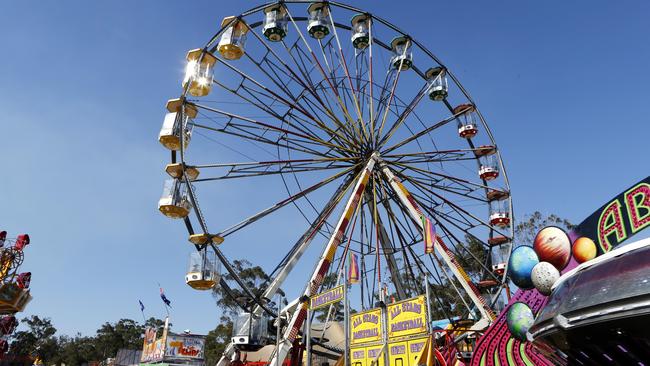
94 318 144 359
10 316 60 364
515 211 575 248
204 315 234 366
211 259 272 317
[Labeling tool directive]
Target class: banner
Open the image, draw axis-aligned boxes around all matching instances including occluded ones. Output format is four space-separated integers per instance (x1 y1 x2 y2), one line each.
310 285 344 310
387 296 427 339
141 337 165 363
350 308 382 345
165 334 205 360
348 253 360 284
573 176 650 254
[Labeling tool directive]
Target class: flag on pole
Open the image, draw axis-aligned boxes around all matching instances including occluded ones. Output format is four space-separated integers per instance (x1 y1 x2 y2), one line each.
422 216 435 254
139 300 145 312
160 287 172 307
348 253 359 284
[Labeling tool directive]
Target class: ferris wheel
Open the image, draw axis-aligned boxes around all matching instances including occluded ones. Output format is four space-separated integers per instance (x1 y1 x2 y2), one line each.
157 1 513 364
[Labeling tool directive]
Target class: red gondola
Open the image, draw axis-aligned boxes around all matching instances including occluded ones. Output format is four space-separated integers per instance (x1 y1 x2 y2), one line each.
17 272 31 289
15 234 30 251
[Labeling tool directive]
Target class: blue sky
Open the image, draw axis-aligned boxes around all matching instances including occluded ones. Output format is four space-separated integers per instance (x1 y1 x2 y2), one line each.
1 1 649 336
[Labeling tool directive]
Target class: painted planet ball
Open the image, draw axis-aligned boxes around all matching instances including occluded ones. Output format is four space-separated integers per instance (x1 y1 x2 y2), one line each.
508 246 539 289
506 302 535 342
533 226 571 270
573 236 597 263
531 261 560 295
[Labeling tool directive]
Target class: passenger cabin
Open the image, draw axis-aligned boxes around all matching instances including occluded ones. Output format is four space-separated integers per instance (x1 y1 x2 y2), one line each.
158 179 192 219
350 14 370 49
183 48 217 97
0 282 31 314
218 16 249 60
390 36 413 71
489 199 510 228
453 104 478 139
159 98 197 151
425 67 448 101
16 272 31 289
478 155 499 181
263 4 288 42
0 316 17 336
185 250 220 291
232 312 270 351
14 234 29 251
307 3 331 39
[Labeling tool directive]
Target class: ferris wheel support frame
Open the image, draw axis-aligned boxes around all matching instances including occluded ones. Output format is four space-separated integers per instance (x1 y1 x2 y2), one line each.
214 173 357 366
362 191 407 299
380 164 496 329
269 155 377 366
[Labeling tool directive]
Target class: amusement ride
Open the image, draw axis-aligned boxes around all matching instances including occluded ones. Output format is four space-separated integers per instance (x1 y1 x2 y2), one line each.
0 232 33 359
158 1 515 364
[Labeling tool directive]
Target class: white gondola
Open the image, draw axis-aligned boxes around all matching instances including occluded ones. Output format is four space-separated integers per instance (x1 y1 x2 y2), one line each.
218 16 249 60
183 49 217 97
158 98 196 151
425 67 448 101
478 155 499 181
390 36 412 70
307 3 330 39
232 312 270 351
454 104 478 139
489 199 510 228
158 179 192 219
263 4 288 42
350 14 370 49
186 250 220 291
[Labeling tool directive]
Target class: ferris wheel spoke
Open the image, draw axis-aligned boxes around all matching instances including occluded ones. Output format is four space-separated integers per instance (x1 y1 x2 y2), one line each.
240 53 330 140
282 41 361 147
426 211 499 282
193 103 354 155
327 10 368 142
390 161 494 196
192 120 338 159
193 157 355 170
375 38 411 142
243 26 355 146
395 170 511 238
377 84 427 148
205 77 326 144
193 166 349 182
216 165 358 238
313 37 364 142
284 7 364 143
214 57 357 148
382 109 461 154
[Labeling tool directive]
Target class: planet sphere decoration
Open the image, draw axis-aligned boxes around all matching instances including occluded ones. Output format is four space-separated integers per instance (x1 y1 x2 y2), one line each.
572 236 597 263
508 246 539 289
531 261 560 295
506 302 535 342
533 226 571 271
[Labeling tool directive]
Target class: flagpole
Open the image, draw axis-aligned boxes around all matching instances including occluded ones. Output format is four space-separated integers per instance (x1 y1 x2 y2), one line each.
139 300 147 324
344 259 350 366
306 306 311 366
424 274 432 334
